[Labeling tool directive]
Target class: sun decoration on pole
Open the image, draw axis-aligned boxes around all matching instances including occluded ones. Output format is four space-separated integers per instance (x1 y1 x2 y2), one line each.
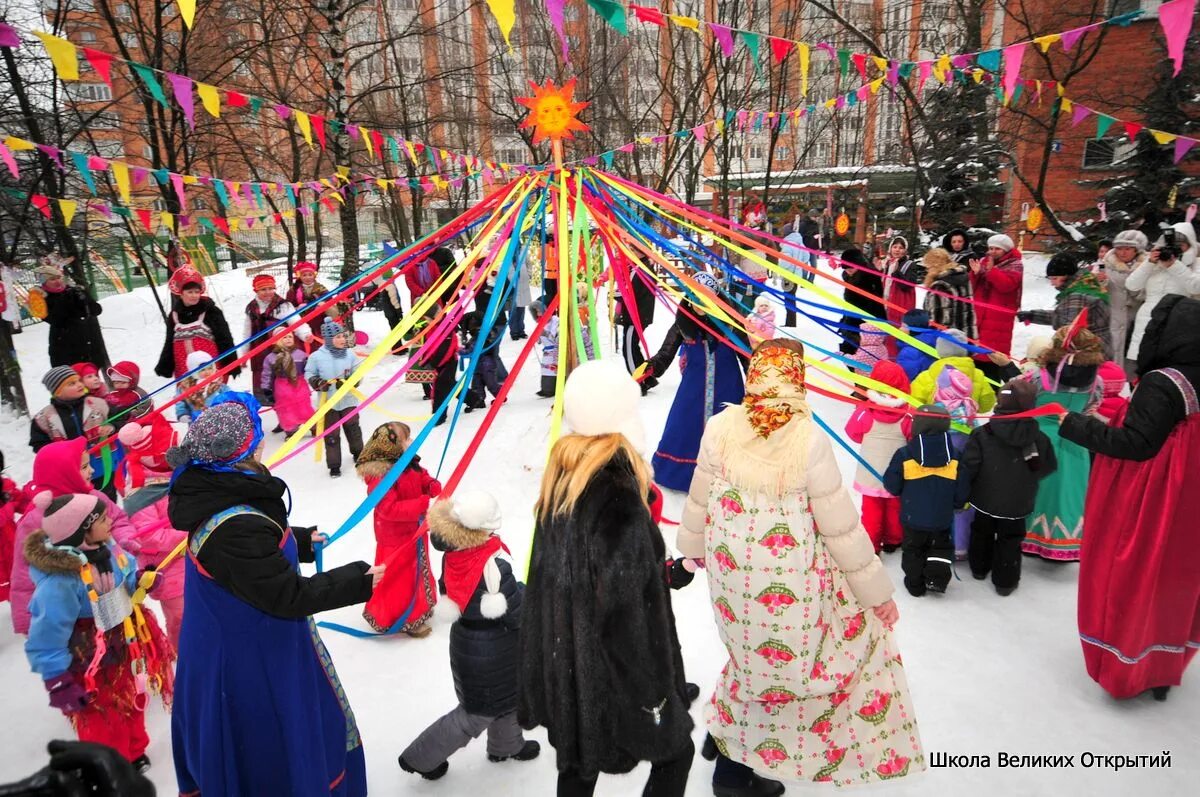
516 79 590 146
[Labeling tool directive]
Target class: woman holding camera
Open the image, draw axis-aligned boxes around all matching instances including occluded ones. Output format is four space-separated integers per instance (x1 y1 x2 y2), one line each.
1124 223 1200 363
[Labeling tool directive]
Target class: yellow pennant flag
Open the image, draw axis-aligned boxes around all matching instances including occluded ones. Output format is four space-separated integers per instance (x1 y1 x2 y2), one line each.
34 31 79 81
294 110 314 148
1060 97 1073 113
824 98 837 109
196 83 221 118
329 191 345 205
57 199 77 227
869 77 885 94
715 119 725 134
111 161 131 203
431 175 448 190
4 136 35 151
1150 130 1177 145
176 0 197 29
935 54 952 83
336 165 351 180
161 211 174 230
361 126 374 159
670 15 700 31
1035 33 1061 53
183 175 199 185
405 140 418 163
798 44 810 97
972 69 984 84
229 218 240 233
871 56 888 73
484 0 516 46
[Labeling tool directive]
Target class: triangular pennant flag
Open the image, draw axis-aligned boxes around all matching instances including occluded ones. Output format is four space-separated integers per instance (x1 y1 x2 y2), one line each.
0 22 20 48
871 55 888 73
1062 26 1090 52
869 77 885 94
111 160 132 203
82 48 114 88
692 124 706 144
741 32 761 74
213 216 230 235
670 15 699 32
1174 138 1197 163
33 31 79 80
547 0 569 59
313 115 328 150
1034 33 1061 53
130 63 169 107
898 62 915 80
0 142 19 179
225 90 248 108
934 54 952 83
31 194 51 219
177 0 196 29
196 82 220 118
975 48 1001 73
602 151 615 168
916 61 932 93
1124 121 1143 140
631 5 665 26
212 179 230 208
57 199 77 227
171 173 187 210
160 211 174 230
135 208 154 231
371 130 385 160
798 44 810 97
1070 103 1092 127
585 0 627 35
709 23 734 57
837 49 850 79
294 110 314 148
1160 0 1198 76
770 37 793 63
484 0 516 46
851 52 868 79
846 88 858 107
1094 114 1115 140
35 144 63 170
360 126 375 159
1150 129 1177 145
167 73 195 129
1002 43 1025 99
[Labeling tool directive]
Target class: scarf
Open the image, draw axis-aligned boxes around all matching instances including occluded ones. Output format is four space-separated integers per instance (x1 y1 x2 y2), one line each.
442 536 509 613
1061 271 1110 303
357 424 412 469
742 344 809 438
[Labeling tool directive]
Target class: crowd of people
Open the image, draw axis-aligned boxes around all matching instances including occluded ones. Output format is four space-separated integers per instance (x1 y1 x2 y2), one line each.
1 213 1197 797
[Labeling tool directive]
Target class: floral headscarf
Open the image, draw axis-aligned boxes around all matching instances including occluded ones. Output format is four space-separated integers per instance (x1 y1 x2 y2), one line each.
742 342 809 438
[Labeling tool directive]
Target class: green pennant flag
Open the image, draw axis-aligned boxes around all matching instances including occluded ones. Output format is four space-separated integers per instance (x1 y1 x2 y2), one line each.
602 151 615 168
252 183 266 206
70 151 96 195
898 62 915 80
837 50 850 78
976 49 1001 72
285 184 297 204
99 444 114 489
388 136 401 164
585 0 627 35
742 32 762 75
111 206 131 218
249 97 263 114
1095 114 1116 140
847 90 858 107
130 63 169 107
1010 83 1024 104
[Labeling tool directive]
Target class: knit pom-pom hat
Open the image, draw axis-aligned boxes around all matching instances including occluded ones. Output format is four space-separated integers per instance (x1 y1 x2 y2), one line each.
1097 361 1127 398
563 359 646 454
35 491 104 548
166 393 262 469
450 490 502 532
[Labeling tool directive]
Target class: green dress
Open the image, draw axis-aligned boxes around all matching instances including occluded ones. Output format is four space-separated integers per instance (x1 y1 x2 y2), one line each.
1023 372 1100 562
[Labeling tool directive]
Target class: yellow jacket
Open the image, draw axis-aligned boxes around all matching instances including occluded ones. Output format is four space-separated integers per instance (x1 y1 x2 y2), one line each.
910 356 996 414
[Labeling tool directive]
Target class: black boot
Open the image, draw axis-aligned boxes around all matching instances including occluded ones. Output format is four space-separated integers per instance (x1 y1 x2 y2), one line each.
713 752 785 796
996 585 1016 597
1151 686 1170 702
132 755 151 774
701 734 719 761
399 755 448 780
488 740 541 762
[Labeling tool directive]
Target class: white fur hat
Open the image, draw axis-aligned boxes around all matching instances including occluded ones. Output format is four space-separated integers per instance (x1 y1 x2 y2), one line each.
987 233 1015 252
449 490 502 531
186 351 213 372
563 359 646 453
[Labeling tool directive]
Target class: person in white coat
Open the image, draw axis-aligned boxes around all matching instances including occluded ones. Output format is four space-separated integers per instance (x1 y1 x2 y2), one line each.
1126 223 1200 362
1102 230 1148 378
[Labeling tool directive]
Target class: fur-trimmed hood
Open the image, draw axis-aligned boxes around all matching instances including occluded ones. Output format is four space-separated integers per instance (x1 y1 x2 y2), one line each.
428 499 492 551
23 530 85 575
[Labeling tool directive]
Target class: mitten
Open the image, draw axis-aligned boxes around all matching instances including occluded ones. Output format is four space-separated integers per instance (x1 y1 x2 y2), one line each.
309 376 327 391
664 558 695 590
45 673 89 714
1016 311 1032 323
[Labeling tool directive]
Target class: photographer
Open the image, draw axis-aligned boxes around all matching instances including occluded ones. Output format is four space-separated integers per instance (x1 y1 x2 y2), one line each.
1125 223 1200 363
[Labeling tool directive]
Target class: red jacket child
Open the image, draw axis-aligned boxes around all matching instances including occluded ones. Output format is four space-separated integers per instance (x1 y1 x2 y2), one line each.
1096 361 1129 427
970 237 1024 360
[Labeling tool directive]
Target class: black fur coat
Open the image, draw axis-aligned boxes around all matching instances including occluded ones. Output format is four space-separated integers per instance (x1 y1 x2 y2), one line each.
518 453 693 777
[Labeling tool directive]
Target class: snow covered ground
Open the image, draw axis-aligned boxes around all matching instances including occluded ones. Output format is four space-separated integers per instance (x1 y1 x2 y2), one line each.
0 255 1195 794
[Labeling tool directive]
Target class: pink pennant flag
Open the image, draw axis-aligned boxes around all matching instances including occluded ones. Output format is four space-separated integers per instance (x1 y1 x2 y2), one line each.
168 73 195 129
652 135 667 144
618 142 636 153
1002 43 1025 99
345 124 359 138
835 96 847 109
951 54 972 69
171 173 187 210
916 61 932 94
1070 103 1092 127
546 0 569 60
0 22 20 48
245 217 255 230
709 23 734 57
35 145 63 170
736 109 749 129
0 142 16 178
857 85 870 102
242 183 255 205
692 124 706 144
1060 27 1086 52
1175 137 1197 164
298 205 312 216
274 104 290 119
87 156 108 170
131 167 149 186
93 203 112 220
1160 0 1197 76
886 63 900 86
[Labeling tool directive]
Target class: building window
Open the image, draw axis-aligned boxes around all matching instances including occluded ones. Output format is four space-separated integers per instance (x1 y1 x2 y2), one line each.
390 0 417 10
69 82 113 102
1110 1 1162 15
78 31 97 43
90 112 120 129
121 33 138 49
72 0 95 10
748 144 766 161
401 56 421 74
1083 137 1137 169
776 146 791 159
812 141 832 167
143 145 154 159
497 147 525 164
115 3 132 18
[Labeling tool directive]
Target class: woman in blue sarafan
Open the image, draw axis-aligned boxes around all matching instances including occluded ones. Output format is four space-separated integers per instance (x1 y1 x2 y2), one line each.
164 392 380 797
645 272 748 492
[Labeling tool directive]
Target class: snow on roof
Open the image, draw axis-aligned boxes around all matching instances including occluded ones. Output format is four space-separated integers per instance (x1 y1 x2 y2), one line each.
714 164 914 181
747 180 868 191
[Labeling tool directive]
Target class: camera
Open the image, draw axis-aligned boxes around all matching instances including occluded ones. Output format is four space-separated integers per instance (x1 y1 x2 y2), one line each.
1155 227 1181 262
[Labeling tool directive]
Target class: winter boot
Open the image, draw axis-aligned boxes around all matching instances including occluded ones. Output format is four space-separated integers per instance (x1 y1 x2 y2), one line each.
701 734 719 761
399 755 448 780
996 585 1016 597
132 756 151 775
1151 687 1170 702
713 753 785 797
488 740 541 763
329 468 341 478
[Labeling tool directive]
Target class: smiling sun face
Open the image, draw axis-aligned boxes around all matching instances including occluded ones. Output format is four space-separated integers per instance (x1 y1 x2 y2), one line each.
517 79 590 145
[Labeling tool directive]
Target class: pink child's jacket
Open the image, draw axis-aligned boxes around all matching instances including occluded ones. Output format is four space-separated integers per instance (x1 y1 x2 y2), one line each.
745 308 777 345
125 498 186 601
845 391 912 497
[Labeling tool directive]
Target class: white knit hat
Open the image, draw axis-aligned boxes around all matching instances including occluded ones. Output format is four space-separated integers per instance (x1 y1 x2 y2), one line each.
563 359 647 453
186 351 213 372
987 233 1015 252
449 490 502 531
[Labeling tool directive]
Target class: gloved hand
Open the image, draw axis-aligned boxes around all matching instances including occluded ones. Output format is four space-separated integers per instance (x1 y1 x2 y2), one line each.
262 389 275 406
45 673 89 715
664 558 696 590
136 565 159 595
1016 310 1033 323
309 377 328 391
45 739 155 797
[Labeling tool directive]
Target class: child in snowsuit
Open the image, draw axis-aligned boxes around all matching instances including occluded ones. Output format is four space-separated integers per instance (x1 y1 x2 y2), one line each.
847 322 889 374
844 361 912 553
24 492 173 770
461 310 508 412
1095 361 1129 426
884 404 971 596
745 294 776 347
356 422 439 636
896 308 939 381
261 330 315 435
174 352 233 425
115 417 187 643
933 365 979 560
398 491 539 780
962 380 1058 596
0 450 30 602
910 329 997 413
104 361 152 426
306 319 364 477
530 300 558 398
31 366 116 499
413 305 461 425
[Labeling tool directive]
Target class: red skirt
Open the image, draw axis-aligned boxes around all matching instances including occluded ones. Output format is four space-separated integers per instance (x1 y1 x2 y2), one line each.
1077 415 1200 698
363 532 437 634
